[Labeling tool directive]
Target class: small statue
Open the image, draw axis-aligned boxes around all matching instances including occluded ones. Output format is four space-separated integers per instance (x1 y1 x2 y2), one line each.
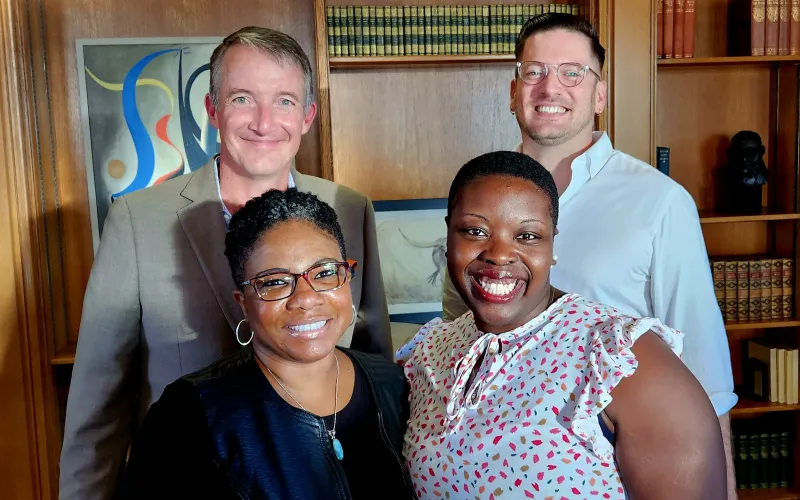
725 130 768 186
719 131 767 213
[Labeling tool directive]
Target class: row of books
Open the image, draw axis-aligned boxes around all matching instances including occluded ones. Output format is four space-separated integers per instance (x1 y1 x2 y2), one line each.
710 257 794 322
656 0 696 59
747 339 799 404
734 429 792 490
749 0 800 57
326 3 581 57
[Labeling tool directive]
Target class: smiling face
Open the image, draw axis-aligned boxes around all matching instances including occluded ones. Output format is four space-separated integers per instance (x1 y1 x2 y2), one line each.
447 174 556 333
205 44 316 181
510 29 606 148
234 219 353 364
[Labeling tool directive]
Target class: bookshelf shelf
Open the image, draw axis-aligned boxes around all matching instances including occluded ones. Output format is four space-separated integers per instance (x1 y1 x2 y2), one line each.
699 210 800 224
658 56 800 67
738 488 800 500
328 54 515 68
725 318 800 331
732 398 800 416
51 345 76 366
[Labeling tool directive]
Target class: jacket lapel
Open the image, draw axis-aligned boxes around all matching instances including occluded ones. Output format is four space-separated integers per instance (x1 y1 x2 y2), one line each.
177 159 242 331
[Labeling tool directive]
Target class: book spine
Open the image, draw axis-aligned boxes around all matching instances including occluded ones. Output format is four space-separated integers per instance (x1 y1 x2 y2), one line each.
656 146 670 175
444 6 452 56
749 259 762 320
725 261 739 321
760 258 772 320
664 0 675 58
752 0 767 55
772 258 783 318
782 258 793 318
354 6 363 56
713 260 727 318
766 0 780 55
327 6 334 57
657 0 665 58
683 0 696 57
673 0 685 58
737 260 751 321
779 0 791 54
792 0 800 54
347 6 356 57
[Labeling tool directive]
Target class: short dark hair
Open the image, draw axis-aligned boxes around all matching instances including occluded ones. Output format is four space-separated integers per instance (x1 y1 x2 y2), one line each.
515 13 605 70
447 151 559 228
225 188 347 286
210 26 314 109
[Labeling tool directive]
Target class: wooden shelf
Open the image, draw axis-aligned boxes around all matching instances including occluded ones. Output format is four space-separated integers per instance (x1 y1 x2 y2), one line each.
329 54 514 68
51 345 76 365
725 318 800 330
738 488 800 500
732 398 800 416
658 55 800 67
699 210 800 224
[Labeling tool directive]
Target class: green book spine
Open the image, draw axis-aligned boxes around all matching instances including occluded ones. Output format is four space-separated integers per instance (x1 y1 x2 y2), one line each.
736 433 749 489
368 7 377 56
361 6 371 56
573 4 580 16
456 6 465 55
780 431 790 488
346 6 356 56
391 7 400 56
759 432 769 489
353 6 363 56
376 7 385 56
437 6 446 55
384 6 393 56
326 6 334 57
535 4 544 16
770 432 781 488
431 6 440 55
489 5 498 54
410 6 420 56
748 433 760 489
481 5 490 54
424 6 433 55
443 6 452 55
333 6 342 57
403 6 412 56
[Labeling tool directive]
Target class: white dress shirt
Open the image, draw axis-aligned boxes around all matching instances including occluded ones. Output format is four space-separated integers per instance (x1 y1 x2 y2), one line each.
443 131 736 415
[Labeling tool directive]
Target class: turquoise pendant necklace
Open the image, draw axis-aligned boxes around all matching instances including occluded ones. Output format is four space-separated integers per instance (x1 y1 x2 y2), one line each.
263 354 344 461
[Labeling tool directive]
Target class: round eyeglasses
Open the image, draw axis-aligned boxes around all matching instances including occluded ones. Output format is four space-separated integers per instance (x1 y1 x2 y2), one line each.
516 61 602 87
239 260 358 302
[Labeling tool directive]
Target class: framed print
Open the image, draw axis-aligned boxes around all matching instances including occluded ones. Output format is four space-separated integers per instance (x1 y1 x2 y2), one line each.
76 37 223 251
373 198 448 324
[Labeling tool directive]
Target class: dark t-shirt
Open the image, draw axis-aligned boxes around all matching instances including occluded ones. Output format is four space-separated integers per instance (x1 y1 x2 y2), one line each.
322 361 407 499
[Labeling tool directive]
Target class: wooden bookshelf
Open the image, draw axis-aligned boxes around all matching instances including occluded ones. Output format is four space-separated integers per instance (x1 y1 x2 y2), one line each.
725 319 800 331
51 345 76 366
658 55 800 67
732 398 800 417
699 210 800 224
738 489 800 500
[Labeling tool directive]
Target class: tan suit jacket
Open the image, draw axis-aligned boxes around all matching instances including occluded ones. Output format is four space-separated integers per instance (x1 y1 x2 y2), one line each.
58 160 390 500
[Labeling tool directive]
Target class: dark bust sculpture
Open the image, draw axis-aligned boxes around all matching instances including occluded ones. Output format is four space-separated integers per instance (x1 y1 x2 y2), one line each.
720 130 767 213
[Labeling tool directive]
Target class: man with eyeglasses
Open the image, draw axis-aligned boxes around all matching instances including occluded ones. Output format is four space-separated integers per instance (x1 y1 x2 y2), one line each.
441 13 738 498
59 26 391 500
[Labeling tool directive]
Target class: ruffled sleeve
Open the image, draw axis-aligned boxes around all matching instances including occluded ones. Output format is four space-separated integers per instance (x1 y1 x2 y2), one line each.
564 309 684 461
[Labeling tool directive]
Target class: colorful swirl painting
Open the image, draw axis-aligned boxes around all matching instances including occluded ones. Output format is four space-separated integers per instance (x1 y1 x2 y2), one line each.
77 37 222 250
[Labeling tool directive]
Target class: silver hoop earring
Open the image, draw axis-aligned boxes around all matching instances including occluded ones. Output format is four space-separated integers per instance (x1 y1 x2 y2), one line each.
350 305 357 326
510 109 516 115
235 319 254 346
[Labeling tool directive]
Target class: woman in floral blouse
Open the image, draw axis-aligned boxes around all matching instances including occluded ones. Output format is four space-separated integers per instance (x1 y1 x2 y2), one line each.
397 151 726 499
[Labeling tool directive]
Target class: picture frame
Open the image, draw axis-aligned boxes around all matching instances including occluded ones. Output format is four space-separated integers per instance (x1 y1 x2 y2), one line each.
76 37 223 252
373 198 448 324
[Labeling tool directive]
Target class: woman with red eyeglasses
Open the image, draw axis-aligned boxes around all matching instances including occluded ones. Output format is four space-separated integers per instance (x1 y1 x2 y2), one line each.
119 188 415 500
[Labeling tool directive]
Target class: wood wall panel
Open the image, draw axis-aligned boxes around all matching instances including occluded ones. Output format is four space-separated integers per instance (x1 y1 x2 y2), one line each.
31 0 320 353
329 64 519 199
0 0 59 497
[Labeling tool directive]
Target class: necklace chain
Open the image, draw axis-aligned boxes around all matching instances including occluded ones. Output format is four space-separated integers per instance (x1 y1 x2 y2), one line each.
262 353 340 440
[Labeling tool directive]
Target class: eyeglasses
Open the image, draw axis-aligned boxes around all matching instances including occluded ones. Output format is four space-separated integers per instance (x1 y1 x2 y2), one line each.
516 61 601 87
240 260 358 302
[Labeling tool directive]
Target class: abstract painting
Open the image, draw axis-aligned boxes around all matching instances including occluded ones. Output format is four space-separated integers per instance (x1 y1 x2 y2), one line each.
77 37 223 251
373 199 448 324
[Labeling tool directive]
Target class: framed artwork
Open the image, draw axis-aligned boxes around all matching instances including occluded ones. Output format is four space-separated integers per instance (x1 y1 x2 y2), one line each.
373 198 448 324
76 37 223 251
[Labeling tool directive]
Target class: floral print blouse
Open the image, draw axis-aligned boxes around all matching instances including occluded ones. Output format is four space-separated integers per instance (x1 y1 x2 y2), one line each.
396 293 683 499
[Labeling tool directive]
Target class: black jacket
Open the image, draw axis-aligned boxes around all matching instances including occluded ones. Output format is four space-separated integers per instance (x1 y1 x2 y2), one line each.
118 347 415 499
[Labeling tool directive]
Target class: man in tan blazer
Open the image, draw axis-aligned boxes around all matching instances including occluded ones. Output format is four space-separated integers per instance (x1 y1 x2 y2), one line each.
59 27 390 500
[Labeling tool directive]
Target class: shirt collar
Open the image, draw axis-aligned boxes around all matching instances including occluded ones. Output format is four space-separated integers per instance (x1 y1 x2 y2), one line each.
514 131 614 179
213 156 296 229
